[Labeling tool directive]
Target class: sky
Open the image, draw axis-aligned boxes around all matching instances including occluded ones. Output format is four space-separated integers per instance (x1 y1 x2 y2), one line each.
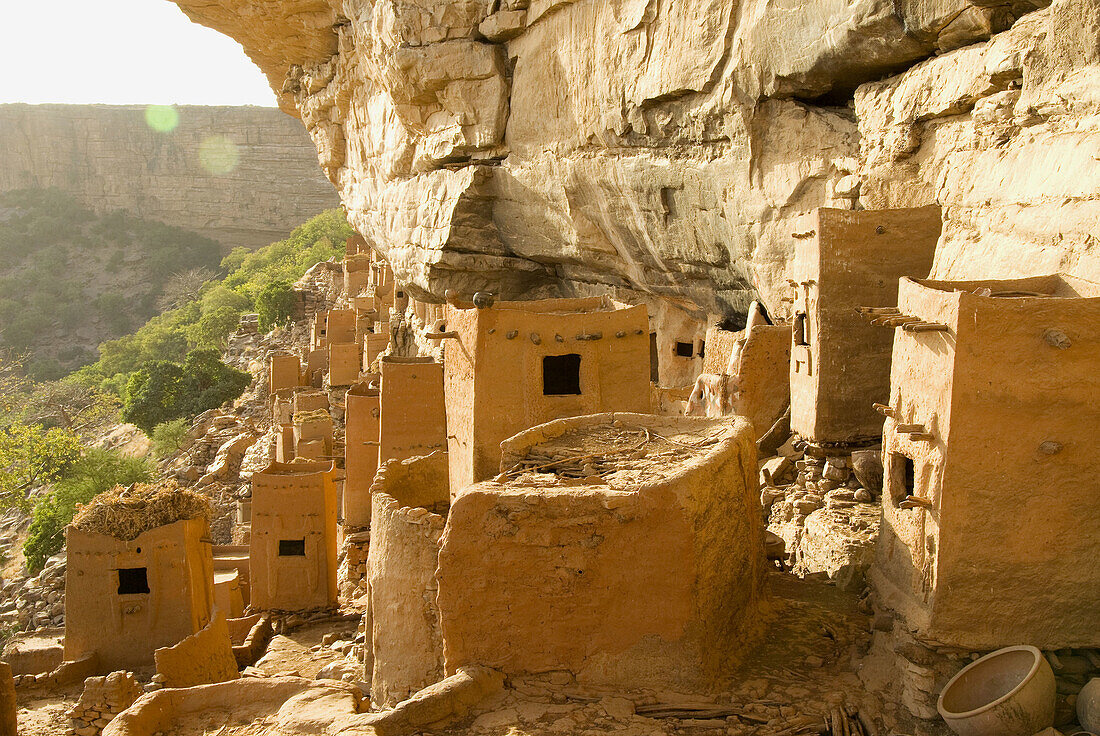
0 0 277 106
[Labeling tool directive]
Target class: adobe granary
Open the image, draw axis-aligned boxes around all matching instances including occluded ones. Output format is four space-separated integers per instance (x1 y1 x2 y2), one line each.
379 356 446 465
789 206 940 447
435 412 766 691
249 460 338 612
343 381 381 529
688 303 791 432
365 452 450 707
269 353 303 394
872 274 1100 650
64 482 215 672
441 296 653 490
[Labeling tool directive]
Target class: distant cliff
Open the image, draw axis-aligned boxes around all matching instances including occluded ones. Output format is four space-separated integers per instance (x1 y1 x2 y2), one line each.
0 104 339 250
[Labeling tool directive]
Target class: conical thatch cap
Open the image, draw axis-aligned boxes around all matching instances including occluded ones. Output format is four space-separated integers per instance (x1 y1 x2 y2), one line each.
71 481 212 541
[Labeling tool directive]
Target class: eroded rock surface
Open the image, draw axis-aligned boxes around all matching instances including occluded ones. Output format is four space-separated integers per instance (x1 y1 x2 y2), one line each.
170 0 1097 321
0 104 340 250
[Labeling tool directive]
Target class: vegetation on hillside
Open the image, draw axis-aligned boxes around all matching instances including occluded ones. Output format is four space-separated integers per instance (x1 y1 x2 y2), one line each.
0 208 350 572
1 352 152 570
122 348 251 433
0 189 224 379
77 208 350 396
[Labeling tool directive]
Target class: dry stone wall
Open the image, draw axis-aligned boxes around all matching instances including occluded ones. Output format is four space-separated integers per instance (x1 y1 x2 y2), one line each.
169 0 1097 322
0 104 339 250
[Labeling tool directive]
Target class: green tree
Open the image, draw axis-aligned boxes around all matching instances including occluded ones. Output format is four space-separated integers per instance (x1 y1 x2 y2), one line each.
188 306 242 350
255 280 296 332
180 349 251 415
122 361 187 433
23 448 152 571
0 424 82 511
122 349 251 433
79 209 349 394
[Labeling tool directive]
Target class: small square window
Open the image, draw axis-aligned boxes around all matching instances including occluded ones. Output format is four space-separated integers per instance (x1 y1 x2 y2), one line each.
543 354 582 395
117 567 149 595
675 341 694 358
279 539 306 556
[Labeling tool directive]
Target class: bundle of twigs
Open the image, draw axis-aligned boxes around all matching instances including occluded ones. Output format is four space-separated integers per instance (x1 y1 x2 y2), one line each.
504 428 651 479
634 701 875 736
72 481 212 541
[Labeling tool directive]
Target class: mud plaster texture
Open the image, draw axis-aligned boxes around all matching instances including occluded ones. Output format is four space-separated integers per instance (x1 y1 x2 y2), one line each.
437 412 765 691
443 297 653 490
64 518 215 673
789 207 940 445
874 274 1100 650
366 452 450 707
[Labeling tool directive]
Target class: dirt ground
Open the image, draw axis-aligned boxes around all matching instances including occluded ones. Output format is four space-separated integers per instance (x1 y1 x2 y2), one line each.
253 619 358 679
16 683 81 736
8 575 942 736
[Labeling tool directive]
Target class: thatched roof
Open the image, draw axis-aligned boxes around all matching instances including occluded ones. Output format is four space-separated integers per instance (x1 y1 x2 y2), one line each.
71 482 212 541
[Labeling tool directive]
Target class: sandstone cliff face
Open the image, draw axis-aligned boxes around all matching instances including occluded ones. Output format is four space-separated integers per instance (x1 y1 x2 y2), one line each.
0 104 339 250
170 0 1098 319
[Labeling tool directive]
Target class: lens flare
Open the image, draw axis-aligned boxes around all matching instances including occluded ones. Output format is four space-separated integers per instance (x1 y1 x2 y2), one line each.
144 105 179 133
198 135 240 175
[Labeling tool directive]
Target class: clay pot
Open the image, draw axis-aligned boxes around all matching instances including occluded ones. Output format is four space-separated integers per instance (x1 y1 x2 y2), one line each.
1078 677 1100 734
937 645 1055 736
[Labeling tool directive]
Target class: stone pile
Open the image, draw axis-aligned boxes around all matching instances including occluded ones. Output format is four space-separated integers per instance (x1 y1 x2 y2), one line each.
0 554 65 632
167 411 259 484
761 441 881 592
236 312 260 336
0 509 25 563
293 260 343 319
65 670 143 736
338 531 370 601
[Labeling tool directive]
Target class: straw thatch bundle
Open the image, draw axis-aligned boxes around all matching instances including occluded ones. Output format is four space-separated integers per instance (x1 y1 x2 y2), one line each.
72 481 212 541
293 409 332 425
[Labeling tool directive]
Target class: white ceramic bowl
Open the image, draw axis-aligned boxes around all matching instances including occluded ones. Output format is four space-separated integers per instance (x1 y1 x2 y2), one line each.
937 645 1055 736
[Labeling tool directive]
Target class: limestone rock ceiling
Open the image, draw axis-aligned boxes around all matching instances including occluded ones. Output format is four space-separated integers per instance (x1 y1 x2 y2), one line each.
168 0 1100 320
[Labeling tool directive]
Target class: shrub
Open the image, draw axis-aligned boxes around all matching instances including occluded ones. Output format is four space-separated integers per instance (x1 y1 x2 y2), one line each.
122 361 186 433
188 305 243 350
0 423 82 511
150 418 190 459
256 280 296 332
180 349 251 413
122 349 251 433
23 448 152 572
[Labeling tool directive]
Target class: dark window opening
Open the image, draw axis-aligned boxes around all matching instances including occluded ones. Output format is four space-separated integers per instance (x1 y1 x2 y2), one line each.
279 539 307 556
396 291 404 298
793 314 809 346
889 453 915 503
543 354 582 395
698 340 706 359
675 341 694 358
117 567 149 595
649 333 659 383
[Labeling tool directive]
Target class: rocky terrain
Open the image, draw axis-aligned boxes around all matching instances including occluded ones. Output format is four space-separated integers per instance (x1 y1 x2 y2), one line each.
169 0 1098 322
0 104 339 251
